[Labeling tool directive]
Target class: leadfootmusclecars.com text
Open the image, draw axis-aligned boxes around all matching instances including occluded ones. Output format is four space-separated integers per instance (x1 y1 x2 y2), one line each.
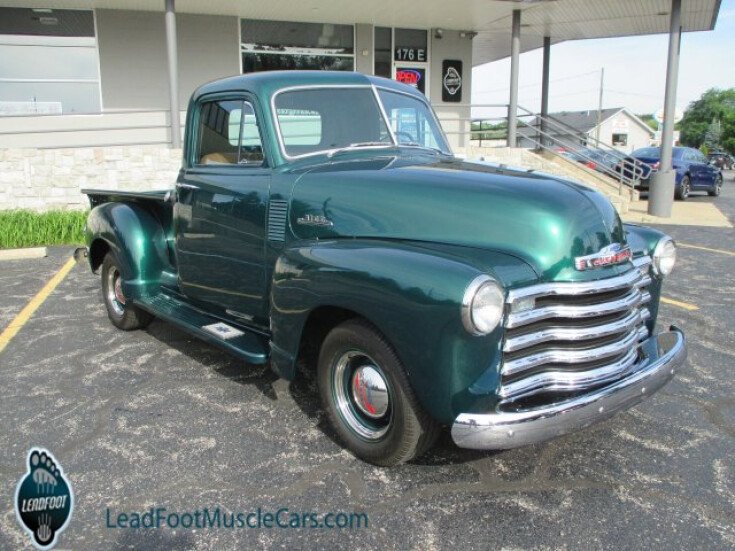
105 507 369 530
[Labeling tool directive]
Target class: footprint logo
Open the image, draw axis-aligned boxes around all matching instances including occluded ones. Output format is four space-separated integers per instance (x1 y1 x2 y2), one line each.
15 449 74 550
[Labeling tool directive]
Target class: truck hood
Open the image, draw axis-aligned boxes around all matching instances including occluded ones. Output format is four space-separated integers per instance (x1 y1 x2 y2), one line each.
288 153 627 282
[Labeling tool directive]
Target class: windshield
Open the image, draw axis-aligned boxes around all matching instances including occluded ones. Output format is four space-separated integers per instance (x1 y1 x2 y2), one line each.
273 86 450 158
377 89 451 154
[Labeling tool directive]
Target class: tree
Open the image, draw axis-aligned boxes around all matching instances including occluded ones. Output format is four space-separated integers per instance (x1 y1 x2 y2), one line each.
703 118 722 151
679 88 735 154
637 113 659 131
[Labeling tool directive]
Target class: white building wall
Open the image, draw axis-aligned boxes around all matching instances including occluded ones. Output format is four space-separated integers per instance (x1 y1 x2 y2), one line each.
96 10 240 111
592 112 653 153
429 30 473 150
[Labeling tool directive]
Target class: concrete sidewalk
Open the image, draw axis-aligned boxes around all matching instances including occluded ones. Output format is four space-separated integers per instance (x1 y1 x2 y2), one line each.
623 198 732 227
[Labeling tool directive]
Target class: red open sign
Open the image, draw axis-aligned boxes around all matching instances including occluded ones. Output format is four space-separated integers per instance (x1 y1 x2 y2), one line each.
395 69 421 86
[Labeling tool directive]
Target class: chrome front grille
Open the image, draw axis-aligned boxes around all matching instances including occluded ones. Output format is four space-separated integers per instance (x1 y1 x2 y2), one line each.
499 256 652 403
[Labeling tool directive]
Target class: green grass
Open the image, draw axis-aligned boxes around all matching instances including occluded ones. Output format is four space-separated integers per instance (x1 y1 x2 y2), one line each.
0 209 87 249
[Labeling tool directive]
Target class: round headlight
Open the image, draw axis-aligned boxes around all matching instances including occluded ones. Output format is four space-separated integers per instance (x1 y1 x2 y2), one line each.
462 275 504 335
652 237 677 276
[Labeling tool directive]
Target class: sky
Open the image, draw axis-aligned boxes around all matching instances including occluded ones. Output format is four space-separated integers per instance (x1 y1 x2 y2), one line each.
471 0 735 117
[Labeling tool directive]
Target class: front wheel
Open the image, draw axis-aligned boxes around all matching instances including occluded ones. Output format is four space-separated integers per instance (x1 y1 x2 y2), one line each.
317 319 440 466
100 253 153 330
708 174 722 197
676 175 691 200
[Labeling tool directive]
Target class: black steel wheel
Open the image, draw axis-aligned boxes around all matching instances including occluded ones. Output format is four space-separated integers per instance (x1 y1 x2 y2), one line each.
100 253 153 330
317 319 440 466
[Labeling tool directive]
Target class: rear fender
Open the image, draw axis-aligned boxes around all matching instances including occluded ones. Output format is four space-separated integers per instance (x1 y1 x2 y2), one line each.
85 202 171 301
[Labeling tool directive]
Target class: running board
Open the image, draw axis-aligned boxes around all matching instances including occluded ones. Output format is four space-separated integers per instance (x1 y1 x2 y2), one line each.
136 293 269 365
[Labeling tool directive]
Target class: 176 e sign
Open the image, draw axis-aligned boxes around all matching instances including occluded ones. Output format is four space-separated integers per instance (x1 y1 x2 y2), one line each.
394 48 426 62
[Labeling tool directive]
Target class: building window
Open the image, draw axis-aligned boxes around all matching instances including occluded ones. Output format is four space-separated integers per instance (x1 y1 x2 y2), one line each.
374 27 392 78
241 19 354 73
612 133 628 146
393 29 427 63
0 8 101 116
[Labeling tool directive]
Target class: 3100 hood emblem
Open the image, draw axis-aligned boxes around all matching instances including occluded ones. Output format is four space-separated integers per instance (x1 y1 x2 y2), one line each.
296 214 333 227
574 243 632 271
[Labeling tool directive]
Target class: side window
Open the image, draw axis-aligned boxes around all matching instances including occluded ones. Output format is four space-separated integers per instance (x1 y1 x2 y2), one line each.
196 99 264 166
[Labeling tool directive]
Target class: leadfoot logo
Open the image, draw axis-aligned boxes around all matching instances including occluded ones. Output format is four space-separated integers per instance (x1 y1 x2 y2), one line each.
15 449 74 549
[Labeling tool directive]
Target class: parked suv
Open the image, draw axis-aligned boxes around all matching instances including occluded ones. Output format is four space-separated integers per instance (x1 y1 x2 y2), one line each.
630 146 723 199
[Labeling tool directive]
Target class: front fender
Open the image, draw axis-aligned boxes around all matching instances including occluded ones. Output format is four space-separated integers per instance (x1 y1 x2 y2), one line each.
85 202 171 301
270 238 537 424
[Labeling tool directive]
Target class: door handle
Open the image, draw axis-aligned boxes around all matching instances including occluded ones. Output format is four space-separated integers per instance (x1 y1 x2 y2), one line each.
176 183 199 190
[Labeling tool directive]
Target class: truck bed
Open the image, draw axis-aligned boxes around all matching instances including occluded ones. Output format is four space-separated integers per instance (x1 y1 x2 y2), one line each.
81 188 171 209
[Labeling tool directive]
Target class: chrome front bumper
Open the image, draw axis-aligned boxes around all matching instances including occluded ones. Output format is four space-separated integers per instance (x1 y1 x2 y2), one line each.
451 327 686 450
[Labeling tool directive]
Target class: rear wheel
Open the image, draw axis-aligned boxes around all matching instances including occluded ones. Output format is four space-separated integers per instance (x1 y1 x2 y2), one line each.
676 175 691 200
317 319 440 466
708 174 723 197
100 253 153 330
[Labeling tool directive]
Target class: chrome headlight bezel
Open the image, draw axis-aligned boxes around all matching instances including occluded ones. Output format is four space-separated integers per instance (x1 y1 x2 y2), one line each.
652 237 677 277
461 275 505 336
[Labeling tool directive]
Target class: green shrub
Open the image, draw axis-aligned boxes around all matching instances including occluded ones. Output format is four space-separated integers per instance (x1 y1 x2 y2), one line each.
0 209 87 249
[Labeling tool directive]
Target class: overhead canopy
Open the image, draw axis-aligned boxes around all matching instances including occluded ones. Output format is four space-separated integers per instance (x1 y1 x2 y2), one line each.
0 0 722 65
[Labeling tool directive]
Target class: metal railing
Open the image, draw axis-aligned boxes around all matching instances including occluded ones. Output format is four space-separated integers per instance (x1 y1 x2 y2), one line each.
435 103 652 194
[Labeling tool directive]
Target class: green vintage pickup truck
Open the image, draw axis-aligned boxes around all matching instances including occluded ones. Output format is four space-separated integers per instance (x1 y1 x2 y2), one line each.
83 71 686 466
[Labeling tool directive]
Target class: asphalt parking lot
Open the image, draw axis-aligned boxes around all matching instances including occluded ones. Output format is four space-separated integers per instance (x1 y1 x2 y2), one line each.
1 176 733 550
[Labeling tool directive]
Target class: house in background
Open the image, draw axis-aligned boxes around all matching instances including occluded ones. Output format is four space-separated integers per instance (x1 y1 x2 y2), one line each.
518 107 655 153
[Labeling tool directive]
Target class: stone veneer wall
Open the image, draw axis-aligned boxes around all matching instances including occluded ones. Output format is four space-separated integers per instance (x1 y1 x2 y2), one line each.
0 146 182 211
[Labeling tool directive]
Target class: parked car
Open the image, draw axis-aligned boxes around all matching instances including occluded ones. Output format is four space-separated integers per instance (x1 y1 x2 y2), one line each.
629 146 723 199
707 151 733 170
560 148 624 179
80 72 686 466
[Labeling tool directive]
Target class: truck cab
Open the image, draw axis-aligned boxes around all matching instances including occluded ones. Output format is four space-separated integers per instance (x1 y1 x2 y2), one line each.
83 71 686 466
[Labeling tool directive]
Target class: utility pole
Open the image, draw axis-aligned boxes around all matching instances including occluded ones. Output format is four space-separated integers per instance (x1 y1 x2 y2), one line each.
595 67 604 145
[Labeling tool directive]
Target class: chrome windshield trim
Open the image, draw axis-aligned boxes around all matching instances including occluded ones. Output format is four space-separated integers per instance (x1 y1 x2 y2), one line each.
270 84 396 161
499 348 642 402
501 326 647 377
503 308 645 353
506 287 645 329
371 84 398 145
507 266 644 304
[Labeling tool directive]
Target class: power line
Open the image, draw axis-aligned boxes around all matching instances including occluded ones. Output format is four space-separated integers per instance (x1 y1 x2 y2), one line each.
475 70 600 95
606 88 662 98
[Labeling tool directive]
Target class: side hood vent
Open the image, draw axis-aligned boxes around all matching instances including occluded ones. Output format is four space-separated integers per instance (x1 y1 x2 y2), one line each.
267 200 288 242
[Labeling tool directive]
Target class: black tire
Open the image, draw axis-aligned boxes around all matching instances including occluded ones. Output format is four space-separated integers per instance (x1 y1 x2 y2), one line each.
100 253 153 330
676 175 691 201
317 319 441 466
708 174 722 197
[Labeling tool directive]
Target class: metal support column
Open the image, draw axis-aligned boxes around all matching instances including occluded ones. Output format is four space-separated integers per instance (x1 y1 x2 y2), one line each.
165 0 181 148
507 9 521 148
539 36 551 148
648 0 681 217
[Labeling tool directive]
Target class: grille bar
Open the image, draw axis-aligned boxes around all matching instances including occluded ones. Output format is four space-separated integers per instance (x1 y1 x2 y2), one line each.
503 307 649 353
498 348 643 401
502 326 647 377
499 257 653 403
507 287 646 328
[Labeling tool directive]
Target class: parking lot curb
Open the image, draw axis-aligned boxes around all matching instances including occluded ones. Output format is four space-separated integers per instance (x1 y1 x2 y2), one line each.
0 247 48 261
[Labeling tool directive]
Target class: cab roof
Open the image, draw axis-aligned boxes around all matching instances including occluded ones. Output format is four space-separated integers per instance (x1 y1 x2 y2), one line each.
190 70 424 104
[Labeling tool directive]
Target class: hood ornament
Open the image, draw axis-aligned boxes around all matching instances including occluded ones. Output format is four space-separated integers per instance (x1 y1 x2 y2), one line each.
574 243 632 271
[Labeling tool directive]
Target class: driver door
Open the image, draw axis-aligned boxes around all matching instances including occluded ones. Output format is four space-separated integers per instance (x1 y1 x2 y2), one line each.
174 96 270 324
